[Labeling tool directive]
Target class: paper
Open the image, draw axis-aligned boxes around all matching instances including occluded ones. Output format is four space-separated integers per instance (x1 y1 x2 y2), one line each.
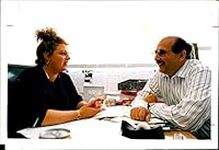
94 105 131 119
17 128 41 139
95 106 167 130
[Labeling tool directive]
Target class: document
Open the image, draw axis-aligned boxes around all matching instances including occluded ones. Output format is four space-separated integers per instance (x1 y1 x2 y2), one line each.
94 105 132 119
94 105 167 129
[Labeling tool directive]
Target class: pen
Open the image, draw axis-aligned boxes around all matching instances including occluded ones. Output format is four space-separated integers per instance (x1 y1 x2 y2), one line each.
32 117 39 127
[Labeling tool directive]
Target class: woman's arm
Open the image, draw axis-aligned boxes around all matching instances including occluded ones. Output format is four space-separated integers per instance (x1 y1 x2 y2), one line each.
41 102 103 126
41 109 80 126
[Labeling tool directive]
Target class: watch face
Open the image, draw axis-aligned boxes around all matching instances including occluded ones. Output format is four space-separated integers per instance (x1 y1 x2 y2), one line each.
39 128 71 139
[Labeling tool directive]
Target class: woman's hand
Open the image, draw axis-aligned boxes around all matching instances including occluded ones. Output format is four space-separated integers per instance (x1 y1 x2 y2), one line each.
77 97 104 119
130 106 151 122
87 97 104 108
78 105 102 119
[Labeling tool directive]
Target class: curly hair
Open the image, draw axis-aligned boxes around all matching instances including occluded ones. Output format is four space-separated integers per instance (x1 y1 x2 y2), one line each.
35 27 68 66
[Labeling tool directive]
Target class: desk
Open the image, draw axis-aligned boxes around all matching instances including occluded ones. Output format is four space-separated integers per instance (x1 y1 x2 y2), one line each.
17 106 196 140
165 130 196 139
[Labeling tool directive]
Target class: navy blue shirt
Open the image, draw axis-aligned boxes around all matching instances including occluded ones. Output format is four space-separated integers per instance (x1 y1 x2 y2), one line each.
8 65 82 137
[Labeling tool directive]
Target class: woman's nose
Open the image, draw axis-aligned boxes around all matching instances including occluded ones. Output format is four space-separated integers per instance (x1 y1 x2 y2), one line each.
67 55 70 60
66 53 70 60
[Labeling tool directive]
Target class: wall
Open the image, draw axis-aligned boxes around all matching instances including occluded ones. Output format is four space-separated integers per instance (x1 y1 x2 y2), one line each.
1 1 218 67
67 66 157 96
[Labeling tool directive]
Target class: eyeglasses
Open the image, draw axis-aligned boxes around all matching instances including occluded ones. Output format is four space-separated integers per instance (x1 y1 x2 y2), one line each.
154 49 170 57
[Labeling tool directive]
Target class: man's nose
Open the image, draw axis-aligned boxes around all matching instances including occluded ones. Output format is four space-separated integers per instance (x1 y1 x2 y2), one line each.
154 53 161 61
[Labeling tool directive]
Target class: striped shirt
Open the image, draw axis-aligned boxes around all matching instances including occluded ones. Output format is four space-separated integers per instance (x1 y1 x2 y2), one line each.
131 59 211 138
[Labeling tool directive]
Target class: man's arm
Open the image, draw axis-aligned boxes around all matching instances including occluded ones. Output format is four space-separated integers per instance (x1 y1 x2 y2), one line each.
149 69 211 131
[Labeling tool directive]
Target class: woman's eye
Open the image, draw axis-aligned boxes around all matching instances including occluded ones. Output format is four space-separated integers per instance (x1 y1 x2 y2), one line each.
59 52 68 56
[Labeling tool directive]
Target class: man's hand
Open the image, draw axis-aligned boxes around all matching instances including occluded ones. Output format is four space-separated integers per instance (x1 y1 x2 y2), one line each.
130 106 151 122
144 92 157 103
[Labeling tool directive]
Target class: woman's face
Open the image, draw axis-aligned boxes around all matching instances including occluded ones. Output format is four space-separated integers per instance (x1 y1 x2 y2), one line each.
47 43 70 73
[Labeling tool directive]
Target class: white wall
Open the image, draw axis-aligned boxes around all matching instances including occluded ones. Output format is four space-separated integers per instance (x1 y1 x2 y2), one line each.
1 1 218 67
68 67 157 94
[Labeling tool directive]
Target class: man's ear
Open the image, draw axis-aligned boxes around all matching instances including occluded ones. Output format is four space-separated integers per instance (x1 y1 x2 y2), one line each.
179 49 187 61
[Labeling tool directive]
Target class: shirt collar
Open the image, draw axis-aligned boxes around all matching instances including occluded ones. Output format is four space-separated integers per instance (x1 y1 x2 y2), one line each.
44 70 50 80
42 67 59 81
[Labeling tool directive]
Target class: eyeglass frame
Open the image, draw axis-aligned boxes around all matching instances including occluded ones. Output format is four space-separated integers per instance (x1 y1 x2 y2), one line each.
154 49 173 57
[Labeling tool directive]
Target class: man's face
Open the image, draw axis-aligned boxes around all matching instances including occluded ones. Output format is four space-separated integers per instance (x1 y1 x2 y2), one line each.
154 38 183 77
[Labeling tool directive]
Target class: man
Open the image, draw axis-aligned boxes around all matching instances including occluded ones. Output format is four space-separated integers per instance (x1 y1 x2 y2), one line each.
130 36 211 139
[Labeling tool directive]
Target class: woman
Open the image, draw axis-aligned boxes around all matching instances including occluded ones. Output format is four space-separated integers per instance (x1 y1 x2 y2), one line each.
8 27 103 138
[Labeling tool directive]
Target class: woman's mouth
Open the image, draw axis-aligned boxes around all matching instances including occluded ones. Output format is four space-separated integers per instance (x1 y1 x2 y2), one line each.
64 61 68 66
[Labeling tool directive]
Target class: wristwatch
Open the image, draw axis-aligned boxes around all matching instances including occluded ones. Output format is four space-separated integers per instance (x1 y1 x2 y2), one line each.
147 103 155 109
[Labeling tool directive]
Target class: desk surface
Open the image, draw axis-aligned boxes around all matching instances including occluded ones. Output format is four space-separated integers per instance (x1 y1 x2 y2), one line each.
18 105 196 140
164 130 196 139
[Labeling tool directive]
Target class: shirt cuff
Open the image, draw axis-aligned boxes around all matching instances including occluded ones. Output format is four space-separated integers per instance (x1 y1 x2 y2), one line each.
130 96 148 108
